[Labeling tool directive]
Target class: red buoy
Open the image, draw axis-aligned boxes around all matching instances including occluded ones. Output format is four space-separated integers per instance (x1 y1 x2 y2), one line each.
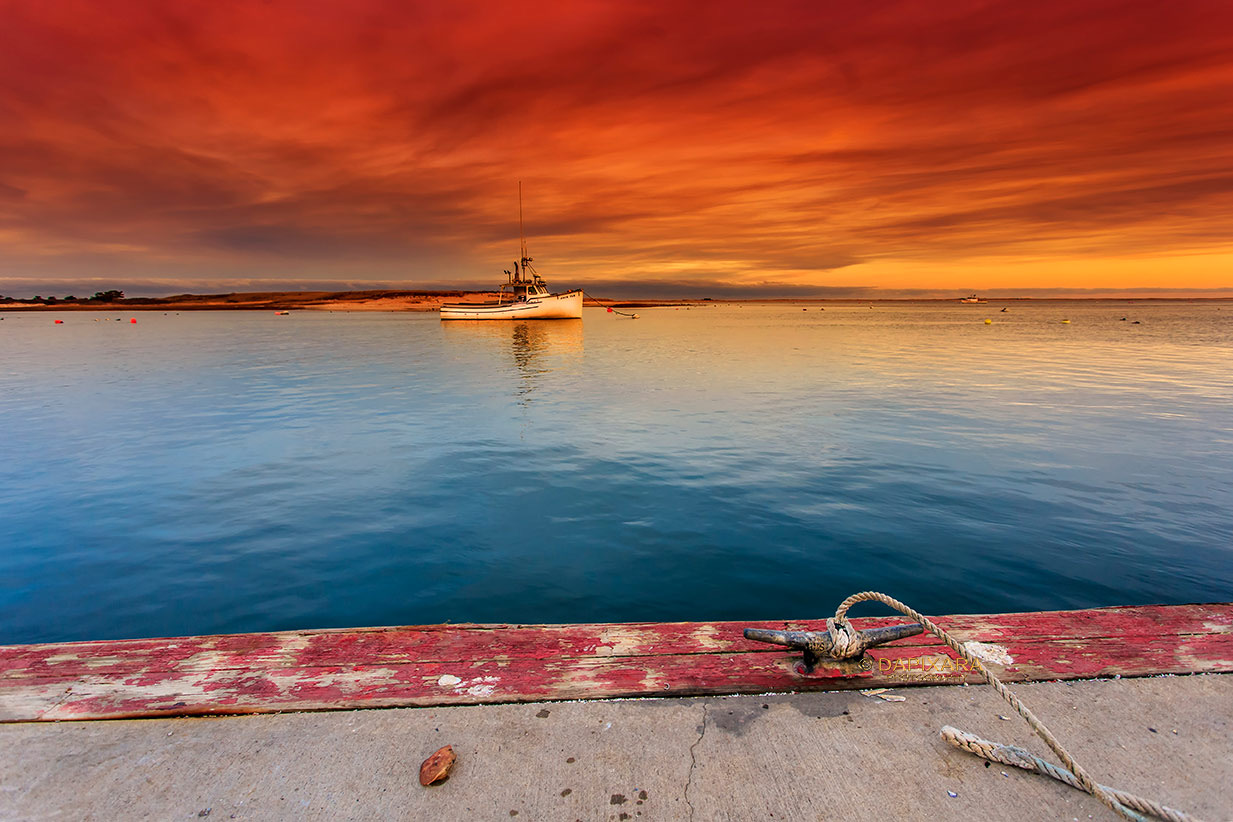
130 318 137 323
54 319 63 324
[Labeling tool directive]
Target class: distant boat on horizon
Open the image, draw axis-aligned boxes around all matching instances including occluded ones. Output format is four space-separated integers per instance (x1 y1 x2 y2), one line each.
440 185 582 321
959 294 986 303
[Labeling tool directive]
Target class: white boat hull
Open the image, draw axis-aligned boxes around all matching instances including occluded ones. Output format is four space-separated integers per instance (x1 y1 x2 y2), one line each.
440 289 583 320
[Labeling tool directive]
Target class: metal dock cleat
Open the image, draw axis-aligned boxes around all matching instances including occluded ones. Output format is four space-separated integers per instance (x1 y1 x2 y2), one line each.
744 621 924 674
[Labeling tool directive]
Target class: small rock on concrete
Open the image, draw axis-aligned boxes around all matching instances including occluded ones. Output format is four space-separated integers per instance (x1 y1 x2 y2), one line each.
419 745 457 786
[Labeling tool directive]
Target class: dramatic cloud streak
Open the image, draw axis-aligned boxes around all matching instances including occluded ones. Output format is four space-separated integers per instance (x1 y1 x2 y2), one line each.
2 0 1231 295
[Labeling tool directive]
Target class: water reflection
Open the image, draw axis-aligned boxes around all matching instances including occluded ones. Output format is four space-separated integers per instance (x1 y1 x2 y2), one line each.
6 304 1233 645
441 319 583 403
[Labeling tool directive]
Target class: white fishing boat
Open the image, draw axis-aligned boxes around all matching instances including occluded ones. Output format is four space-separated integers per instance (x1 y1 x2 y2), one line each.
438 278 582 320
441 187 583 321
959 294 986 303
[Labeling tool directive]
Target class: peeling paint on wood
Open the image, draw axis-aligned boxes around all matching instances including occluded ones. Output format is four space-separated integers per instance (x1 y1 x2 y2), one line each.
1 604 1230 722
964 641 1014 666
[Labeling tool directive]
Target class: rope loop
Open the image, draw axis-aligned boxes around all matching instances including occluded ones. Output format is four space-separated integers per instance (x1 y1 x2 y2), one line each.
823 617 862 659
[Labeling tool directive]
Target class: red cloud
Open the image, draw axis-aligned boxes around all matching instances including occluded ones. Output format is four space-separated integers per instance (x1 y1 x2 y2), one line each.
2 0 1231 293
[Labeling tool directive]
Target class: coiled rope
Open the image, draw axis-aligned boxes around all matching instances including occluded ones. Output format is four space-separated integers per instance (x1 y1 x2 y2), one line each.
827 591 1203 822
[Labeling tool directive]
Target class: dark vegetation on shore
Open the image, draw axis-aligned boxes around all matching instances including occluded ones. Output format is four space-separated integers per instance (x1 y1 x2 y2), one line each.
2 289 127 306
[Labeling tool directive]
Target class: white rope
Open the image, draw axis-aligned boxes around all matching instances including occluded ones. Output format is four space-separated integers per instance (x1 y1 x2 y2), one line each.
940 727 1197 822
828 591 1204 822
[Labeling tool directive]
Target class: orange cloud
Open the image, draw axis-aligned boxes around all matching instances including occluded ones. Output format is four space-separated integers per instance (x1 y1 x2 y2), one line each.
1 0 1231 295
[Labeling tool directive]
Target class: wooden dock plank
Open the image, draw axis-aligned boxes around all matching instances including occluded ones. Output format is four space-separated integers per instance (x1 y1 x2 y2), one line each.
4 603 1228 679
1 604 1230 722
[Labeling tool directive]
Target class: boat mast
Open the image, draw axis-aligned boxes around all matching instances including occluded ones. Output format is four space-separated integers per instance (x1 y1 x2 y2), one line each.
518 181 535 286
519 181 526 271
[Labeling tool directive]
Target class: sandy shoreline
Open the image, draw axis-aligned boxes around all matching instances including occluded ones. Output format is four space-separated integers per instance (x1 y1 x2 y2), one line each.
0 290 701 311
4 291 1230 312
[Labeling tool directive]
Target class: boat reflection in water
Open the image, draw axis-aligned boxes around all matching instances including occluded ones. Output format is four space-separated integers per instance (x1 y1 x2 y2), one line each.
440 318 583 405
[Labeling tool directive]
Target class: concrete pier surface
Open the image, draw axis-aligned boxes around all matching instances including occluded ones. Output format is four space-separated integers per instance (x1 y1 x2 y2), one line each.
2 673 1228 821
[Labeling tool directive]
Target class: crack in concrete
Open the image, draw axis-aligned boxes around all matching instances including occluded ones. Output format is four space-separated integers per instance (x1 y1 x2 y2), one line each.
684 703 708 822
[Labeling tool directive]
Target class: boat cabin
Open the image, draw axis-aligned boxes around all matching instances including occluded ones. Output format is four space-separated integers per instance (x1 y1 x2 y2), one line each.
500 259 551 303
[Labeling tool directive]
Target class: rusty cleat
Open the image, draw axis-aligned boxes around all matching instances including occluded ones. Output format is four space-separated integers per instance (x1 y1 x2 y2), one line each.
744 623 924 673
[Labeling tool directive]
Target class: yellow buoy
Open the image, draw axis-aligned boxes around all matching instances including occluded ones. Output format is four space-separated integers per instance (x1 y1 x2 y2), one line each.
984 318 992 324
1061 319 1071 324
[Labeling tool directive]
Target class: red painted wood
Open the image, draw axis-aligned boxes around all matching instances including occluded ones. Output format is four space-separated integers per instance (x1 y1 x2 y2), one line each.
1 604 1230 722
3 604 1226 679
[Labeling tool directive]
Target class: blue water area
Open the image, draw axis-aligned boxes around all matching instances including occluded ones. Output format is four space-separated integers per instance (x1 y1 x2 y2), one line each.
2 301 1232 644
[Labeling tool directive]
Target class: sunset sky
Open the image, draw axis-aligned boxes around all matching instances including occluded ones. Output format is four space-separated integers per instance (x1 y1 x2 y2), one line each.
2 0 1232 297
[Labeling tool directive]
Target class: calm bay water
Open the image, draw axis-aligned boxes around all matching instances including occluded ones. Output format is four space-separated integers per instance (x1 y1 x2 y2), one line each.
2 301 1232 644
